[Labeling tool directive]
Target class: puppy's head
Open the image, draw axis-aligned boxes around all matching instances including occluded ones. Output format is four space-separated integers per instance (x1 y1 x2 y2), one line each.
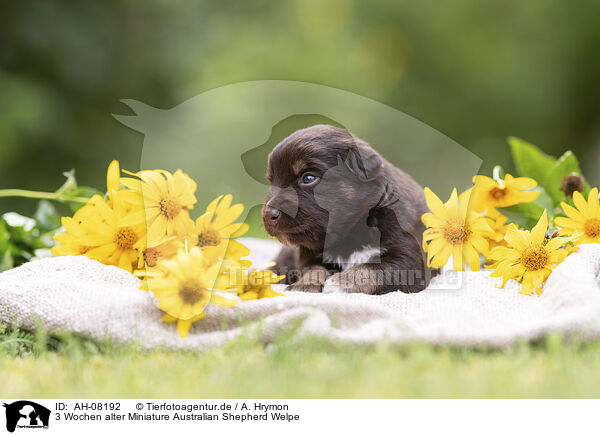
262 125 384 250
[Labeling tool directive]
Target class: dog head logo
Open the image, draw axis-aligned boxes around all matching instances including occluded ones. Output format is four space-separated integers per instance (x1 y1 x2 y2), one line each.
3 401 50 433
113 80 482 233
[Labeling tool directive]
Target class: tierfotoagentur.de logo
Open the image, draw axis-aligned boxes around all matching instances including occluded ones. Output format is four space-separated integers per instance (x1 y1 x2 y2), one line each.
2 401 50 433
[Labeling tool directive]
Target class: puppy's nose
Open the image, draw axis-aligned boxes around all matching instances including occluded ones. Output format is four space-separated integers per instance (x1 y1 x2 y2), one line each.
263 207 281 225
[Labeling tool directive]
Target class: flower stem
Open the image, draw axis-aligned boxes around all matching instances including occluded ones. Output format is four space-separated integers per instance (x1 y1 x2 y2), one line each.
0 189 90 203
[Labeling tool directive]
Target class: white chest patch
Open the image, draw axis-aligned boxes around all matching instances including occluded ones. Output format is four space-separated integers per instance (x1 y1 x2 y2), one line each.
331 247 384 271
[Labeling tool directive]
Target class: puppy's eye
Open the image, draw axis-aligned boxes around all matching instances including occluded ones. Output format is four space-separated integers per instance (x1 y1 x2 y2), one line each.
300 173 319 186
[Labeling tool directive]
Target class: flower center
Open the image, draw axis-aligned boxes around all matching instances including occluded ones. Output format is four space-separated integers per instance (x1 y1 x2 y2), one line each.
159 197 182 219
560 173 584 196
520 245 549 271
584 218 600 239
197 227 222 247
443 218 471 245
114 227 138 250
144 248 160 268
179 279 206 305
489 187 507 200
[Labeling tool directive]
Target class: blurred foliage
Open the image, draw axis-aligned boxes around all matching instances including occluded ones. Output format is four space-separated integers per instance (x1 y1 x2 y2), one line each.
1 0 600 217
0 202 57 271
496 138 590 228
0 170 99 270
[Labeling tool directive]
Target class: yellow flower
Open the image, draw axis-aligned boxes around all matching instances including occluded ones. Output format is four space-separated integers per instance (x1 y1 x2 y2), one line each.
555 187 600 245
106 160 120 198
120 169 197 240
482 209 520 254
75 194 146 272
136 236 180 270
470 174 540 213
232 268 286 301
51 203 98 256
488 211 574 295
422 188 493 271
106 160 141 208
161 312 207 335
187 194 249 249
52 193 146 272
147 247 238 338
53 161 135 258
221 239 252 269
135 232 182 289
135 237 180 291
51 232 89 256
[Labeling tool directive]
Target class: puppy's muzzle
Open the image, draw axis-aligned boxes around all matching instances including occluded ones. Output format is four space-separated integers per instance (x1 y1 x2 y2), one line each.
263 206 282 227
265 186 298 218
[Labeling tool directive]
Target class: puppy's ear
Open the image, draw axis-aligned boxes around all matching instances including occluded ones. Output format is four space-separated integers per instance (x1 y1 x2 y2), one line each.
344 147 383 181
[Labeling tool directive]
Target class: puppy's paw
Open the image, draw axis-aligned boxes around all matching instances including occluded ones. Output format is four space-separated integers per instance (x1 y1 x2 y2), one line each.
325 269 378 294
285 283 323 293
285 267 329 293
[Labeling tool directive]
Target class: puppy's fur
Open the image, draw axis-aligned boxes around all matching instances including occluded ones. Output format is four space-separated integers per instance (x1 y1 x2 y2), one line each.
262 125 434 294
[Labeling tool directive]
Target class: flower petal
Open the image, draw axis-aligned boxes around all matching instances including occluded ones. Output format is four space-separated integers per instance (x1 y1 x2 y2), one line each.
588 188 599 217
424 188 450 219
573 190 589 215
452 244 465 271
504 229 530 251
530 210 548 245
463 243 481 271
177 319 193 338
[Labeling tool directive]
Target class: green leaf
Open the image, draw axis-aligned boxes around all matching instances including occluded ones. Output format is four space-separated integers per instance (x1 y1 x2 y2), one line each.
0 211 57 270
499 186 554 230
499 201 546 230
508 137 556 181
6 224 33 244
34 200 62 232
1 250 14 272
67 186 101 211
531 186 554 212
0 220 9 252
33 231 57 250
541 151 590 207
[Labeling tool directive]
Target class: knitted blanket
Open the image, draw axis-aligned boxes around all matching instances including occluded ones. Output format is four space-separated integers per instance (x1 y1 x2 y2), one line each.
1 238 599 349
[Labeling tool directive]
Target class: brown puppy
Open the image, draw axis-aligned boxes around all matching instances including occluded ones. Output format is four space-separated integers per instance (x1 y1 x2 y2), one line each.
262 125 434 294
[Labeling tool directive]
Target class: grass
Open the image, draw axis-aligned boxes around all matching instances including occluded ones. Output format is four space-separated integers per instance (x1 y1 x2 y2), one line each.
2 324 600 398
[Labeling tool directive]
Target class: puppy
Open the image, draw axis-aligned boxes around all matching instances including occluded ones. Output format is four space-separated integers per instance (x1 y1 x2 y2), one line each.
262 125 434 294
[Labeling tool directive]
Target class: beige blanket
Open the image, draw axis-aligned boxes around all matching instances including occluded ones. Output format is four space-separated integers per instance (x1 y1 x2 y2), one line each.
1 238 599 349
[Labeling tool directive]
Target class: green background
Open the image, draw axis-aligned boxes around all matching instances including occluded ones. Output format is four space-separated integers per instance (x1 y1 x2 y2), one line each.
1 0 600 217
